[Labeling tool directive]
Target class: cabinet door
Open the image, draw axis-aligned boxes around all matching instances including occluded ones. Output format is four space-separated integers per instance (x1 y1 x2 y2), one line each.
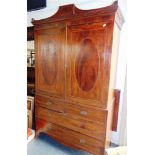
35 26 65 98
66 22 112 108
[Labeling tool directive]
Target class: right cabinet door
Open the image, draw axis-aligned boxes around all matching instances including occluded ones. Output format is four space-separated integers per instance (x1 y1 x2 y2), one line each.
66 22 113 108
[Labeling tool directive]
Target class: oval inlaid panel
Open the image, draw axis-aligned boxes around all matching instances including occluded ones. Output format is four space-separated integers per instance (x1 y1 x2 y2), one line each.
75 38 99 91
41 41 57 85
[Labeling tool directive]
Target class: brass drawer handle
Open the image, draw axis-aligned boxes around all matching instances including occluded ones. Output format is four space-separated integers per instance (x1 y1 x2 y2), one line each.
80 111 87 116
46 101 52 106
80 139 86 144
47 125 52 130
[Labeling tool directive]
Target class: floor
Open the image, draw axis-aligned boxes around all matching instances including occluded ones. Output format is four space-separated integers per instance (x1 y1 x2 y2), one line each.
27 133 91 155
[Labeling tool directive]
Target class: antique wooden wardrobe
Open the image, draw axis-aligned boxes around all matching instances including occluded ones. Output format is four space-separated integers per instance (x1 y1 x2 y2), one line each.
32 1 124 155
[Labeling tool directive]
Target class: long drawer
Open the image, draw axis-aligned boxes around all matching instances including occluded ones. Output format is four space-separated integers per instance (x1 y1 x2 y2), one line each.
65 103 107 123
35 106 106 141
36 118 104 155
36 95 107 124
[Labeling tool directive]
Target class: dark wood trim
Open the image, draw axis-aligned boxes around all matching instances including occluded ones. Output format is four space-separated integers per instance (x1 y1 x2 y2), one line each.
112 89 121 131
27 26 34 41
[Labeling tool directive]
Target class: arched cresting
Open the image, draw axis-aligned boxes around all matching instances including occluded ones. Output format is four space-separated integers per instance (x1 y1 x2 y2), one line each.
75 38 99 91
41 41 57 85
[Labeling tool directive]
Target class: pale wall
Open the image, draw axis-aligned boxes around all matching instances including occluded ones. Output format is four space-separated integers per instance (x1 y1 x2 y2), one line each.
27 41 34 49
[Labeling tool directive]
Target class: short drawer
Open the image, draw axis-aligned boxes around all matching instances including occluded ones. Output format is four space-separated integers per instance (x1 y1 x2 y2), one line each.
35 106 106 141
65 103 107 123
36 118 104 155
35 95 65 113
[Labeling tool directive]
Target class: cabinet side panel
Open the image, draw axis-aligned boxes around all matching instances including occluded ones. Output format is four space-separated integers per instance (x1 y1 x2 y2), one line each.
105 22 120 147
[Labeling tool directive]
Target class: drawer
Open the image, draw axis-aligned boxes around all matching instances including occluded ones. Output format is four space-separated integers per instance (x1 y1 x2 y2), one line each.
35 106 106 141
35 95 65 113
65 103 107 123
36 118 104 155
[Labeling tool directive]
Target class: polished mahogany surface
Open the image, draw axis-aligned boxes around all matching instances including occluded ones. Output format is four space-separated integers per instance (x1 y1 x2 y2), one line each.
33 1 124 155
66 22 111 108
41 38 57 85
75 38 99 91
36 118 104 155
35 26 66 98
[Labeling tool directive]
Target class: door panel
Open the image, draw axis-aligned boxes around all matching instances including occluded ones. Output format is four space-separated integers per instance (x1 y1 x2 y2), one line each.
66 22 112 107
35 26 65 98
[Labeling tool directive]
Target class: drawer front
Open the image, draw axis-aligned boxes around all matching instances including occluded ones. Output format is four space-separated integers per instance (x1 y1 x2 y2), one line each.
35 106 106 141
66 103 107 123
35 95 65 113
36 118 104 155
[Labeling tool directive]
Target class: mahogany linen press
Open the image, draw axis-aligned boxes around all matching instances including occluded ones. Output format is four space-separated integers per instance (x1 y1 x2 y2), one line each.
32 1 124 155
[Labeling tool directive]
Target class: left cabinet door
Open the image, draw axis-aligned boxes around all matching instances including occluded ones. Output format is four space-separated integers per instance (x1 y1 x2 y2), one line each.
35 26 66 98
